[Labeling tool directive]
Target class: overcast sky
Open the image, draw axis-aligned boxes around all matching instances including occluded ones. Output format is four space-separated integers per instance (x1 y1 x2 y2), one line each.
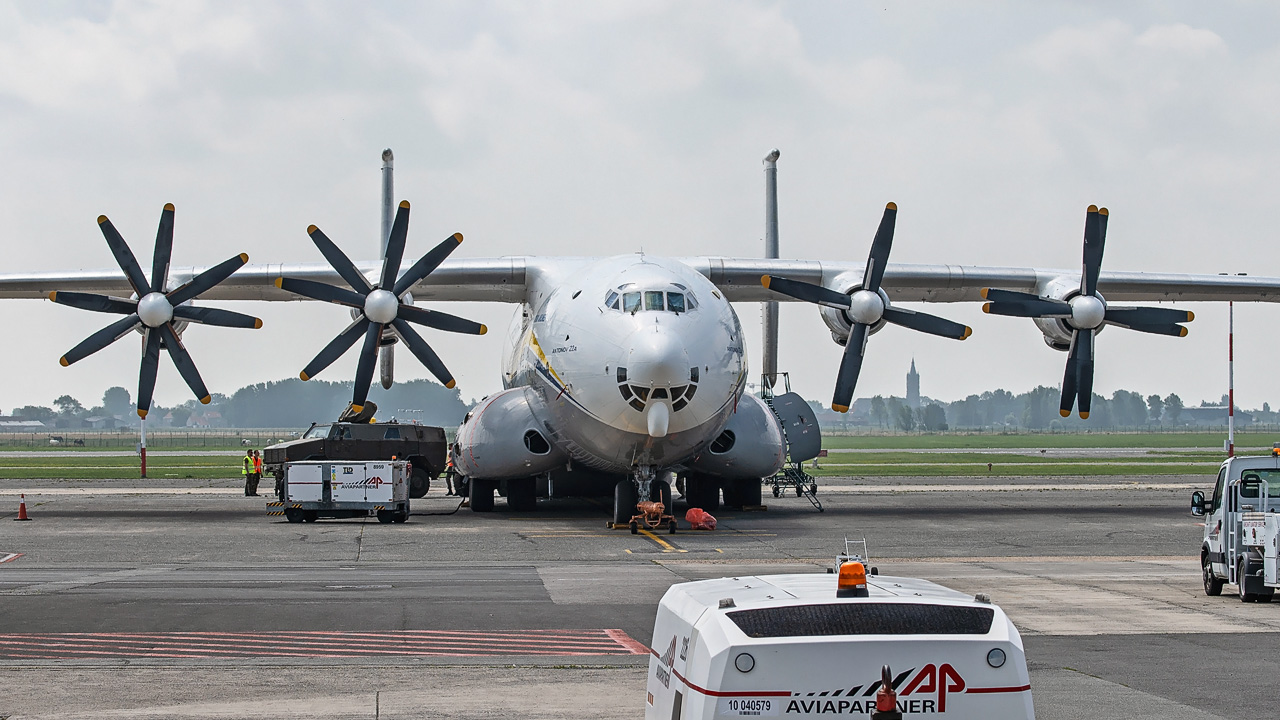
2 1 1279 416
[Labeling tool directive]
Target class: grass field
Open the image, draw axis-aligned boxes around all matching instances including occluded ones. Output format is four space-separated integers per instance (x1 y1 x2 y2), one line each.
0 455 237 480
821 432 1268 450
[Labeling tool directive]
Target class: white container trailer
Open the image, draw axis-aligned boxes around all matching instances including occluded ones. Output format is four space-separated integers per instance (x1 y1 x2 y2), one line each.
267 460 410 524
645 571 1033 719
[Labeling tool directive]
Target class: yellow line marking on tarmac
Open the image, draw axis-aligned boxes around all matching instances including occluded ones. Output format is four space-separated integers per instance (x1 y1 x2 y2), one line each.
638 528 687 553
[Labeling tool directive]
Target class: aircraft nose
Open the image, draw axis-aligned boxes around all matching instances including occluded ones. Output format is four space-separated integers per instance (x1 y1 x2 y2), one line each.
626 327 690 388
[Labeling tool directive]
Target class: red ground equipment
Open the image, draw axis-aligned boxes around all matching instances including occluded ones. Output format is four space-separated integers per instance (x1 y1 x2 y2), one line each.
629 501 677 534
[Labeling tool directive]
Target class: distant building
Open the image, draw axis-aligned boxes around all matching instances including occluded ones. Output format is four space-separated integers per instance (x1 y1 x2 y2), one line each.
906 359 920 408
0 417 47 432
1180 406 1253 427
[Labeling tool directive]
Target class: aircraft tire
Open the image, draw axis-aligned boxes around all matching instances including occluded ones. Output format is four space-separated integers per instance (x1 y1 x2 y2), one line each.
650 479 672 511
470 478 495 512
614 480 638 525
727 478 762 509
684 474 719 513
507 477 537 512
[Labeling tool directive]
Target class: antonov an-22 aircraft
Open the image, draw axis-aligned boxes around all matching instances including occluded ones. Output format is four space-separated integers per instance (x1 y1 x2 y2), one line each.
4 149 1280 525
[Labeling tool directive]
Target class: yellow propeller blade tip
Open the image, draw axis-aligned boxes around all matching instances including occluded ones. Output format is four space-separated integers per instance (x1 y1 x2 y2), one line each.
48 291 57 301
253 318 263 329
453 232 464 243
1186 311 1195 322
200 395 211 405
479 325 488 335
961 326 973 340
273 278 283 289
446 380 457 389
982 303 992 314
1079 411 1090 419
886 201 897 211
238 253 249 263
307 224 318 235
350 404 363 413
1087 205 1098 213
299 371 310 381
760 275 771 289
137 409 148 419
399 200 410 209
832 403 849 413
1098 207 1108 216
97 215 109 225
979 288 989 299
1059 409 1070 417
1179 327 1188 337
59 356 70 367
164 203 175 212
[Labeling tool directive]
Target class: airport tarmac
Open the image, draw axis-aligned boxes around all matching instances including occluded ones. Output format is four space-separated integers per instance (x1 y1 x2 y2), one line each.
0 474 1276 719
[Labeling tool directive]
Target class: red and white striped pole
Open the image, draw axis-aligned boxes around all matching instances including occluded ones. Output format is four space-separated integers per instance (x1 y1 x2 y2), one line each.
1228 300 1234 458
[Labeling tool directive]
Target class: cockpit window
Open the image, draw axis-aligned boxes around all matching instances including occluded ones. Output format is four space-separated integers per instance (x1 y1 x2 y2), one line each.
607 287 697 314
622 292 642 313
645 291 665 311
605 291 619 309
667 292 686 313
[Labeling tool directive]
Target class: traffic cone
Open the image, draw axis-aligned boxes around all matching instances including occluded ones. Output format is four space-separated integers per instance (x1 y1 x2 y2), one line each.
14 494 31 521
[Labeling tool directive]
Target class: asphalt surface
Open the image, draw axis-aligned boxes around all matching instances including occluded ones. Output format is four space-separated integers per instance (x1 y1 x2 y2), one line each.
0 473 1276 719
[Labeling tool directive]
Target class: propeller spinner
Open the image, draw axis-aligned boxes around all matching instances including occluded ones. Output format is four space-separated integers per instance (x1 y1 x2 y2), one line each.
275 200 487 412
980 206 1193 418
50 204 261 418
762 202 972 413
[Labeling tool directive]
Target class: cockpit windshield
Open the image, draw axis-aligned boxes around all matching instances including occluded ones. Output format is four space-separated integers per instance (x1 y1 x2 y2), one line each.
606 286 695 314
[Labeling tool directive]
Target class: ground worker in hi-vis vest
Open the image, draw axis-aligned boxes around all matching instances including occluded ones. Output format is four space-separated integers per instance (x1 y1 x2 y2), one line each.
243 451 256 496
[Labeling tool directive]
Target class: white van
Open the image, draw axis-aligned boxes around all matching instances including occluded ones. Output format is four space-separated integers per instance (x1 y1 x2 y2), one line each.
645 570 1033 719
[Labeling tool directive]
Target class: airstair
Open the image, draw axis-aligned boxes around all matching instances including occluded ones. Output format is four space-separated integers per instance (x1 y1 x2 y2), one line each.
760 373 823 511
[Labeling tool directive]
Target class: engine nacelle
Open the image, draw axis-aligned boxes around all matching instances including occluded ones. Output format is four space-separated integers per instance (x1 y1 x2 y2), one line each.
819 271 890 346
454 387 568 480
686 394 785 479
1031 276 1106 352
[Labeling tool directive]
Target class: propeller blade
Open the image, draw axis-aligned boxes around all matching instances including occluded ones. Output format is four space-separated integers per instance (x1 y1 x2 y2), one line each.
760 275 851 309
1114 321 1189 338
274 277 366 308
862 202 897 293
1105 307 1194 327
48 291 135 315
137 329 161 418
351 321 384 411
380 201 410 290
172 305 263 329
157 323 210 403
391 318 456 388
882 306 972 340
1059 330 1080 417
300 318 369 381
167 253 249 306
831 323 870 413
979 288 1072 317
1081 206 1106 297
60 314 141 366
393 232 464 297
308 225 372 294
398 305 487 335
152 204 174 292
1076 328 1095 418
98 215 152 295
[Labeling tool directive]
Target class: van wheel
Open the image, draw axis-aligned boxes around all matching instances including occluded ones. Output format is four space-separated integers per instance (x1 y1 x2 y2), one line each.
377 511 395 524
285 508 303 524
1238 558 1259 602
1202 554 1223 596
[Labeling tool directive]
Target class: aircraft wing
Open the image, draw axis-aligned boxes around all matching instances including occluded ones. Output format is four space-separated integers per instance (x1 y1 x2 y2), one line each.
0 258 531 303
2 256 1279 305
688 258 1280 304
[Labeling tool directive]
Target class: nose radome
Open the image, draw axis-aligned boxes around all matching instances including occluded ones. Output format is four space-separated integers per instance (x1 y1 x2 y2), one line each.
627 328 689 387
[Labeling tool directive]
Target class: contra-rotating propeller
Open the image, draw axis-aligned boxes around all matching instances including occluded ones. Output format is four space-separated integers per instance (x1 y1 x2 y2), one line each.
50 204 261 417
275 200 487 412
980 205 1193 419
761 202 972 413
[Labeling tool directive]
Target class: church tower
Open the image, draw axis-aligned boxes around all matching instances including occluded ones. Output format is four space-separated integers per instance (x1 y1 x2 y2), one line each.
906 358 920 408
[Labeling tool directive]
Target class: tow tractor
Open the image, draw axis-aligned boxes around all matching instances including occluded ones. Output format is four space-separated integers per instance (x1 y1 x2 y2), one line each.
645 539 1034 719
1192 448 1280 602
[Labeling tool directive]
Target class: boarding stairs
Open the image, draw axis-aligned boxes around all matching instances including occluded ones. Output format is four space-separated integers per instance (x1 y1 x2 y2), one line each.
760 373 823 512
